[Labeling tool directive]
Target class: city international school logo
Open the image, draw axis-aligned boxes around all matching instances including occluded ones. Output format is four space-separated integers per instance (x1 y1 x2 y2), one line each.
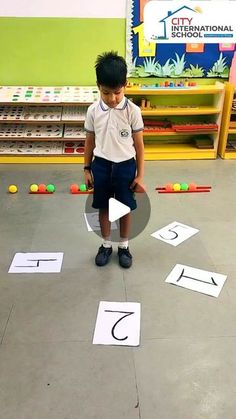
119 129 129 138
144 1 236 43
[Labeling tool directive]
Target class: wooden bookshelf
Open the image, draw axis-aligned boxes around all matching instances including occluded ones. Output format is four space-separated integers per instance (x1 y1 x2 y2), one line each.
218 82 236 159
0 86 98 163
126 81 225 160
0 82 225 162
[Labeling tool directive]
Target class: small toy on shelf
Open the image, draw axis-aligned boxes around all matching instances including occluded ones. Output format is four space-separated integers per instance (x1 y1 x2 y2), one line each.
139 80 197 89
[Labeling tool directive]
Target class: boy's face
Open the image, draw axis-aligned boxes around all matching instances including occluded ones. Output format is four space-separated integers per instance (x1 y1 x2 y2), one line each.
98 84 126 108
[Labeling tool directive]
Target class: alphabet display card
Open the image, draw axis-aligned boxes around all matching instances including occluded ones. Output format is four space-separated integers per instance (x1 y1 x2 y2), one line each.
93 301 141 346
8 252 64 273
165 264 227 297
151 221 199 246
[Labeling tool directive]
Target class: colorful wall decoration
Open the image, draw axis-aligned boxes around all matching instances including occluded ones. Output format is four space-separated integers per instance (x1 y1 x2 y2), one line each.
126 0 236 78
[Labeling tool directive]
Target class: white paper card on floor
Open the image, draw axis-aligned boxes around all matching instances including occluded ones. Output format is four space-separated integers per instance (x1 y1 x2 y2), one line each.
165 264 227 297
151 221 199 246
8 252 64 273
84 212 117 232
93 301 141 346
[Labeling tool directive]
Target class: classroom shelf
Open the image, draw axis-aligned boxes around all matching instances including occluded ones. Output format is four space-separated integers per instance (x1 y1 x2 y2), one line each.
218 82 236 159
144 143 217 160
0 83 225 162
126 84 224 95
126 81 225 160
0 86 98 162
141 106 221 116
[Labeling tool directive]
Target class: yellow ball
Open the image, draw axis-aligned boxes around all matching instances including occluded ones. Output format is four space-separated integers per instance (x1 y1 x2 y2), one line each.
8 184 18 194
173 183 181 191
30 184 39 193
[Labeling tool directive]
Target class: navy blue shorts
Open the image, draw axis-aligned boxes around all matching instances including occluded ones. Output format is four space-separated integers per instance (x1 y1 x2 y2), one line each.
91 156 137 210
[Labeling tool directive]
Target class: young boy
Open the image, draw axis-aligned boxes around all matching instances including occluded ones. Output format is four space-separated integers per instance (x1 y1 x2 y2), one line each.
84 51 144 268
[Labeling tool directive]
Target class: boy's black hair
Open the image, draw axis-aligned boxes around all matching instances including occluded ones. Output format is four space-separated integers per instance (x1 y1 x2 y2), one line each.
95 51 127 88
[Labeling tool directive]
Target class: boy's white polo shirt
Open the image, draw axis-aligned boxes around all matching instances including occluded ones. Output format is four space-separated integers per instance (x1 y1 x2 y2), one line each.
84 96 144 163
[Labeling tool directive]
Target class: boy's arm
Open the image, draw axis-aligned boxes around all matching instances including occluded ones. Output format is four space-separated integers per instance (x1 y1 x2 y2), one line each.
131 130 145 190
84 132 95 188
84 131 95 167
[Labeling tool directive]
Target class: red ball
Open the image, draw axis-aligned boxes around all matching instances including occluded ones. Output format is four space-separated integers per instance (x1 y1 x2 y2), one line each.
38 183 46 193
70 183 79 193
188 183 197 191
165 183 173 191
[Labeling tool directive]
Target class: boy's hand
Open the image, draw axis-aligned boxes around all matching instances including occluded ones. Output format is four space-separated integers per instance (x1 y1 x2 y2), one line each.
130 177 146 193
84 171 94 189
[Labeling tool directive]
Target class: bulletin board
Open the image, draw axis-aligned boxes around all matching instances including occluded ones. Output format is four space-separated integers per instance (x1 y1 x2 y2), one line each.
126 0 236 78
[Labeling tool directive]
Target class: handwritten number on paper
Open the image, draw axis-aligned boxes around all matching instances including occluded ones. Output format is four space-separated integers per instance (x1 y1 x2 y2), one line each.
159 224 188 240
104 310 135 341
176 268 218 286
15 258 57 268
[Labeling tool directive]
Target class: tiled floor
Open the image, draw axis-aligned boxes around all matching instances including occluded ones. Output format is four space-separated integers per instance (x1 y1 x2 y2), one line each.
0 159 235 419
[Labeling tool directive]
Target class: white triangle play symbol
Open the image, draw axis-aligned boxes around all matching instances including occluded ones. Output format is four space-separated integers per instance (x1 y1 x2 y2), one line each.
108 198 130 222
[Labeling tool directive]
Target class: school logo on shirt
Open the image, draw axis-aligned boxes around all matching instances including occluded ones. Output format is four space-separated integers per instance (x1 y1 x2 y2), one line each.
119 129 129 138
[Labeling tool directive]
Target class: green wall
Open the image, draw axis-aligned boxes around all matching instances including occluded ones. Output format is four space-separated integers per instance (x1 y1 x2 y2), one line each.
0 18 126 85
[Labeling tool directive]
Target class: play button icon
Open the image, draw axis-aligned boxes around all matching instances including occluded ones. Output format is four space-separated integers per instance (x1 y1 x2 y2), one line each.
85 188 151 241
108 198 130 222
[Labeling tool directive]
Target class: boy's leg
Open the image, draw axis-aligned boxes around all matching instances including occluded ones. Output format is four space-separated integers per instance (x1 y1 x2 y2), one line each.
118 213 133 269
119 212 131 244
113 159 136 269
95 208 113 266
99 208 111 240
91 158 113 266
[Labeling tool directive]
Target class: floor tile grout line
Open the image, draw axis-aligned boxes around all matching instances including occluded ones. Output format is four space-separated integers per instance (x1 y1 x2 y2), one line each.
1 303 14 345
131 350 142 419
144 335 236 341
122 271 128 302
123 273 142 418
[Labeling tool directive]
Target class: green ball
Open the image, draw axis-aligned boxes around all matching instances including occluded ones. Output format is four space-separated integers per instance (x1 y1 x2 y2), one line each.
180 183 189 191
46 184 55 193
79 183 87 192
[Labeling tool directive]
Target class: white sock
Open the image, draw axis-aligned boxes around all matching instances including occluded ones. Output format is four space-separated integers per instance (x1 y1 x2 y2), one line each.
103 237 112 248
118 239 129 249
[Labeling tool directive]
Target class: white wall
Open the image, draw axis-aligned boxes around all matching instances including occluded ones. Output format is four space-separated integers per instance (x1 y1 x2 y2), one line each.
0 0 127 18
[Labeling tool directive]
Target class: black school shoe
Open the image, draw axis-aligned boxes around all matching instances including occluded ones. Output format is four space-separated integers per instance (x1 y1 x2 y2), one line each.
118 247 132 269
95 245 113 266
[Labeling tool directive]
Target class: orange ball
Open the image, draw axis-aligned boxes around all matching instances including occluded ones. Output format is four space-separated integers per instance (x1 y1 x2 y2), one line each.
70 183 79 193
188 183 197 191
38 183 46 193
165 183 173 191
